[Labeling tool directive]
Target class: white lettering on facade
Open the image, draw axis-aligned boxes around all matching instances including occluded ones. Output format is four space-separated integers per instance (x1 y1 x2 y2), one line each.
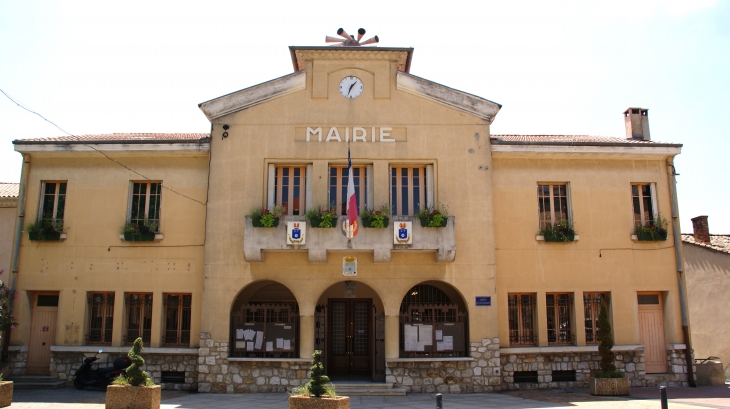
380 127 394 142
352 127 366 142
326 127 342 142
306 127 322 142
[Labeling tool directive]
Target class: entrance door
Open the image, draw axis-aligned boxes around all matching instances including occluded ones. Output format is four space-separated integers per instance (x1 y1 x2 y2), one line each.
328 298 372 377
638 293 667 373
28 293 59 375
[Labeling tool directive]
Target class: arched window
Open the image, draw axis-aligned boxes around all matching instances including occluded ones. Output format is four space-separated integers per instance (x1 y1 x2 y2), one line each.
230 283 299 358
399 284 467 357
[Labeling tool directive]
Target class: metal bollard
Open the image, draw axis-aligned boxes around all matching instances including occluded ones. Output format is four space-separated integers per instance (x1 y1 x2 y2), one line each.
436 393 443 409
660 385 668 409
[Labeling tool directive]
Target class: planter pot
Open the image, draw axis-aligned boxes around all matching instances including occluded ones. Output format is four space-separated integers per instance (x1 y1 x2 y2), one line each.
419 218 448 227
309 217 336 228
635 229 668 241
543 231 575 242
28 231 62 241
289 395 350 409
0 381 13 408
252 217 280 228
105 384 161 409
361 218 389 228
123 232 156 241
589 377 630 396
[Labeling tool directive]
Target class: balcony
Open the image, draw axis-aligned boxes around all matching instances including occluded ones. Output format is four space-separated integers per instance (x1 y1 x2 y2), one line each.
243 216 456 264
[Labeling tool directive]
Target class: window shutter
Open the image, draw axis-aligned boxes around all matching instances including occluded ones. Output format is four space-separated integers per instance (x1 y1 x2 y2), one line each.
650 183 658 221
426 165 434 209
306 164 313 211
566 182 573 223
267 164 276 210
366 165 374 209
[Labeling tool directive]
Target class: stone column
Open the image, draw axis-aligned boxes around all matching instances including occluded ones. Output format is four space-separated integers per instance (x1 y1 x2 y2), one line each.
150 291 163 348
385 314 400 358
299 314 314 358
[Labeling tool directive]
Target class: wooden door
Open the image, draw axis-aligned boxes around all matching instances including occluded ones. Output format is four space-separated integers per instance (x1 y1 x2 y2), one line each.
328 299 372 377
28 293 59 375
638 293 667 373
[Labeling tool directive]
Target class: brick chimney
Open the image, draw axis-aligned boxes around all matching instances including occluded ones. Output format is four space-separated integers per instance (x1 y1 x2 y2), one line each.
691 215 711 244
624 108 651 140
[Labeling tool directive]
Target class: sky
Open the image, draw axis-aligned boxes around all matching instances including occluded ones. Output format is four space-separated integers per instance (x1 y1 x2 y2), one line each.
1 0 728 232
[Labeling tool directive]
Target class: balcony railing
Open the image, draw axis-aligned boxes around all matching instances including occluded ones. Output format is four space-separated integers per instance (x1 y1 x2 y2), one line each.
243 215 456 263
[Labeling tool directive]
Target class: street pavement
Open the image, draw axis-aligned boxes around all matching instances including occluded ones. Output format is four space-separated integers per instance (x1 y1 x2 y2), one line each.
8 385 730 409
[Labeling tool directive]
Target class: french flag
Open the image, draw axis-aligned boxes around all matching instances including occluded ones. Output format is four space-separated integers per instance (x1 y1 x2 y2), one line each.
346 147 358 226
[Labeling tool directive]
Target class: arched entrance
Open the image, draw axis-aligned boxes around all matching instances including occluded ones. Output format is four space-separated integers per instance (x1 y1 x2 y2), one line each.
315 281 385 382
399 281 468 357
229 281 299 358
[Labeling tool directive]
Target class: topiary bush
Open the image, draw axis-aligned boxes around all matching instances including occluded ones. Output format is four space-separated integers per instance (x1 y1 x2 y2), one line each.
291 350 335 398
113 337 154 386
595 300 623 378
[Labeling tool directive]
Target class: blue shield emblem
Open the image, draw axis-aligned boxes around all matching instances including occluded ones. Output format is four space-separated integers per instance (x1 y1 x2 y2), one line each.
398 227 408 240
292 224 301 239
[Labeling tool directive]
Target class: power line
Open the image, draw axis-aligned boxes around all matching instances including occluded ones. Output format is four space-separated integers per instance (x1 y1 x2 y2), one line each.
0 88 207 206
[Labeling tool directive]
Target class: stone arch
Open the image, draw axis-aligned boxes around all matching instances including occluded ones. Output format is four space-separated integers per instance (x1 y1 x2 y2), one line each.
398 280 469 357
229 280 299 358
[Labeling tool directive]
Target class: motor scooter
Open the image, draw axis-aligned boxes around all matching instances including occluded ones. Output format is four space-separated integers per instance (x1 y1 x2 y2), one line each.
73 349 131 390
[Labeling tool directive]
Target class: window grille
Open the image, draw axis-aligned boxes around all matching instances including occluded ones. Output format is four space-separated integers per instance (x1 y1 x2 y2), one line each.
399 285 467 357
584 293 609 344
125 293 152 345
88 292 114 345
130 182 161 231
163 294 192 346
329 166 367 215
546 293 573 345
538 183 569 230
508 293 536 345
230 303 299 358
275 166 306 216
552 370 577 382
514 371 538 383
391 166 428 216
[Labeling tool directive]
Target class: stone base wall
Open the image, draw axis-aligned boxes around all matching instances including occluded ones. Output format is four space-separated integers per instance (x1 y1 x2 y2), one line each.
4 349 27 376
50 351 198 390
198 332 309 393
385 337 502 393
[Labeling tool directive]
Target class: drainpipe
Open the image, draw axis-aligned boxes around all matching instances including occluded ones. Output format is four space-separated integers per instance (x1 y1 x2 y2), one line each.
667 156 696 387
2 153 30 363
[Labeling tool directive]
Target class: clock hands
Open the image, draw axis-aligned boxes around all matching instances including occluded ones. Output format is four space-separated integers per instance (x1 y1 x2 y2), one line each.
348 82 356 96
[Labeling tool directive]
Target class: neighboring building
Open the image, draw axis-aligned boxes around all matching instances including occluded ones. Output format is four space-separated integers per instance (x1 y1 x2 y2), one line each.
683 216 730 380
5 38 695 393
0 183 19 284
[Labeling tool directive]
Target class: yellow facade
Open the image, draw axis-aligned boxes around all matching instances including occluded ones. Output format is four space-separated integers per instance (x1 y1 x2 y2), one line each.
6 44 693 392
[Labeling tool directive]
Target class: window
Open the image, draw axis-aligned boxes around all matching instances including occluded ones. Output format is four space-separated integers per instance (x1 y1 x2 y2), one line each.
39 181 67 227
88 293 114 345
537 183 570 230
546 293 573 345
125 293 152 345
129 182 161 231
390 166 433 216
508 293 536 345
584 292 609 344
632 184 657 227
270 165 307 216
164 294 192 346
329 165 369 215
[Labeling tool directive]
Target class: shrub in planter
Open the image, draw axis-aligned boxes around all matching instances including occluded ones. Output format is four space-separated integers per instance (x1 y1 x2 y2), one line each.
289 350 348 409
251 205 285 228
540 219 575 242
635 216 668 241
26 219 63 241
305 206 337 228
416 204 449 227
122 219 158 241
590 301 630 396
360 204 390 228
106 337 160 409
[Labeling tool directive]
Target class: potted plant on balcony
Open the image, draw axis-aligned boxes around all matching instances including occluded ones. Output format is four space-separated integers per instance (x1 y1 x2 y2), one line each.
635 216 668 241
305 206 337 228
250 205 285 228
540 219 576 242
106 337 160 409
26 219 64 241
289 350 348 409
416 204 449 227
359 204 390 228
122 219 158 241
590 301 630 396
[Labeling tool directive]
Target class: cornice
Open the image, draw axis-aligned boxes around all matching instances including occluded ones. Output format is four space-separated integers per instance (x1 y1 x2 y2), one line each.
0 198 18 208
292 49 411 72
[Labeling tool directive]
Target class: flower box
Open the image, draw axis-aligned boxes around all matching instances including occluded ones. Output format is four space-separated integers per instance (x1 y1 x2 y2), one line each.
635 228 668 241
289 395 350 409
123 232 156 241
252 217 280 228
28 231 62 241
543 230 575 242
105 384 161 409
309 217 336 228
0 381 12 408
361 217 389 228
419 217 448 227
589 377 630 396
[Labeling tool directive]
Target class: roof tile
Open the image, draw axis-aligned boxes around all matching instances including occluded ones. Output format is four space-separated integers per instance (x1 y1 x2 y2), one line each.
682 234 730 254
0 183 19 198
491 134 680 145
14 133 210 143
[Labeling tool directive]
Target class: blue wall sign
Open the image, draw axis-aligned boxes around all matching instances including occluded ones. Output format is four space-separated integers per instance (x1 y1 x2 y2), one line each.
476 296 491 306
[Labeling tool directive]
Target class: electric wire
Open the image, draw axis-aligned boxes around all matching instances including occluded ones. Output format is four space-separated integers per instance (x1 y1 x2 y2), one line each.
0 88 207 206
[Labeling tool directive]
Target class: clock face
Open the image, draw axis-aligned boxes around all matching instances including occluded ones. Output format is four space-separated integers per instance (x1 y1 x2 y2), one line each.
339 76 363 99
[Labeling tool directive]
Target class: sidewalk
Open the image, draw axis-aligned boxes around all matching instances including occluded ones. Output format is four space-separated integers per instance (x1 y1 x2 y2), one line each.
9 385 730 409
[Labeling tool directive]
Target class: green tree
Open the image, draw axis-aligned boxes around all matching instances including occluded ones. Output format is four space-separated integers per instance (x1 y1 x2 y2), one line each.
124 337 153 386
597 300 620 377
305 350 331 398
